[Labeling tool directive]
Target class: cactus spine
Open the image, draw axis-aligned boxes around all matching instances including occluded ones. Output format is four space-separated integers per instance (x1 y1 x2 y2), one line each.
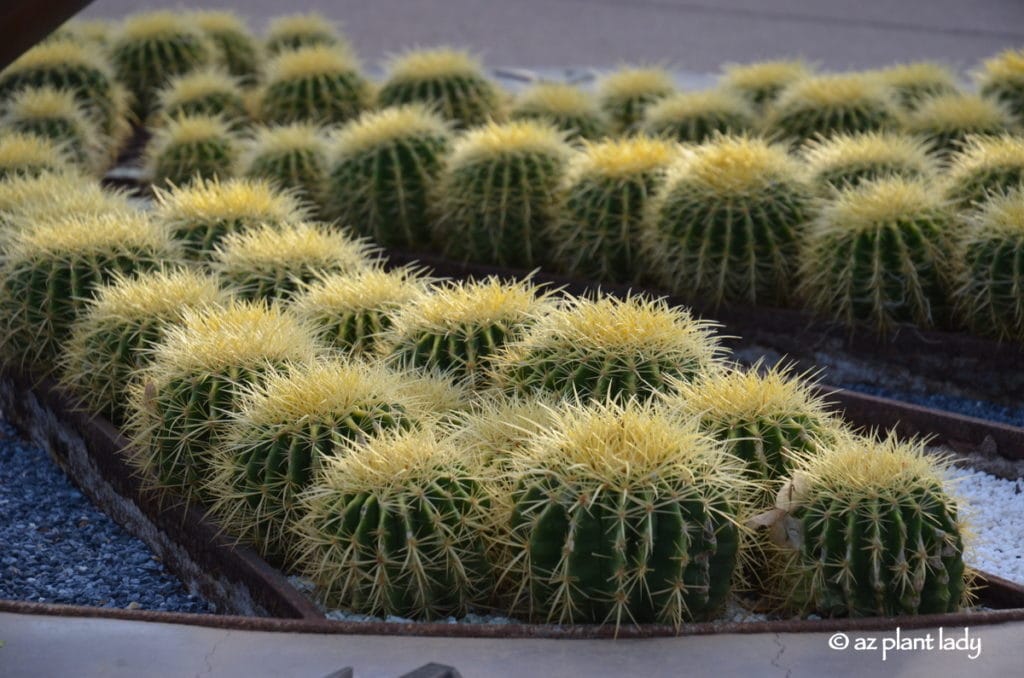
976 48 1024 125
324 105 452 249
641 90 755 143
238 123 327 208
0 87 109 175
510 81 608 141
943 134 1024 209
143 114 239 188
257 45 371 126
0 171 132 239
596 67 675 134
720 60 811 110
154 69 249 128
0 132 75 181
874 61 959 110
899 93 1014 159
192 11 261 86
802 131 937 192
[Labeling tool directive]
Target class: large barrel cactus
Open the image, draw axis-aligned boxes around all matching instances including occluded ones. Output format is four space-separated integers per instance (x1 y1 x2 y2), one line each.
595 67 675 134
510 82 608 141
257 45 371 126
976 47 1024 125
720 60 812 111
143 113 239 188
641 90 755 143
192 11 261 86
943 134 1024 209
874 61 959 110
0 132 75 181
899 92 1014 159
264 13 347 56
802 131 937 192
237 123 328 208
153 69 249 127
0 87 109 175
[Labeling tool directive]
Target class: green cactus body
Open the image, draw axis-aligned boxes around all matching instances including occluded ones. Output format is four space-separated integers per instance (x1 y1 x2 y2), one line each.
192 11 261 86
977 48 1024 124
127 301 319 503
644 136 813 306
510 82 608 141
213 221 373 301
498 400 747 627
0 132 75 181
0 87 109 175
384 277 550 383
900 93 1014 159
552 137 676 282
641 90 755 143
802 131 937 192
766 75 900 147
798 177 954 332
152 176 307 261
954 188 1024 341
770 434 970 617
377 49 503 129
61 268 225 424
257 45 371 126
154 69 249 128
323 105 451 249
110 12 212 116
238 123 327 208
493 294 724 402
596 67 675 134
264 13 346 56
944 135 1024 209
432 120 570 267
290 266 430 355
874 61 960 110
0 211 179 370
720 60 812 111
295 428 493 619
144 114 239 188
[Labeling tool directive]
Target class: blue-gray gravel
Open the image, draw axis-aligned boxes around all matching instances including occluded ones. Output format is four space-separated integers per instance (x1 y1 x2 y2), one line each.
838 382 1024 428
0 418 214 613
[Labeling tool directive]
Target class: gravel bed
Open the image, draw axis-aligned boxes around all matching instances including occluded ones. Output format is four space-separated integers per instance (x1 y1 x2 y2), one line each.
839 381 1024 428
947 466 1024 585
0 418 214 613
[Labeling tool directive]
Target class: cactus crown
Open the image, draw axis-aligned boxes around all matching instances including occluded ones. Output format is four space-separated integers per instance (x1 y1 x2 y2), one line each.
391 276 546 333
448 395 557 464
964 185 1024 238
294 265 429 313
821 176 946 230
448 119 569 166
514 82 598 116
116 11 199 40
668 135 803 194
265 13 340 49
77 267 222 321
802 131 937 184
329 104 449 156
0 132 72 176
902 92 1012 132
384 47 485 82
721 60 811 91
5 38 108 72
0 169 89 212
192 10 248 34
948 133 1024 173
644 88 753 121
265 44 359 81
154 176 306 226
52 19 111 45
777 73 890 107
977 47 1024 83
214 221 373 271
568 136 677 180
157 68 245 109
242 122 323 157
6 210 169 258
875 61 958 97
146 112 233 147
2 86 91 124
597 67 675 101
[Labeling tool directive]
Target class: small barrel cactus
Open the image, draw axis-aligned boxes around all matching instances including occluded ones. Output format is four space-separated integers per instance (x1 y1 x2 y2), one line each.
802 131 937 192
899 92 1015 159
237 123 328 207
643 135 814 306
323 105 452 249
294 427 493 619
60 268 226 423
383 276 552 383
976 47 1024 124
552 136 677 282
126 300 320 503
953 187 1024 341
764 432 971 617
595 66 675 134
943 134 1024 209
492 293 724 402
798 176 954 332
153 69 249 127
765 74 900 147
432 120 572 267
0 171 132 238
0 210 179 369
143 114 239 188
213 221 374 301
377 48 503 129
257 45 371 127
509 81 608 141
290 265 431 355
0 87 109 175
152 176 307 260
0 131 75 181
191 11 261 86
264 13 346 56
446 395 557 478
641 89 755 143
109 11 212 116
496 399 748 627
873 61 959 110
720 60 812 110
49 19 112 47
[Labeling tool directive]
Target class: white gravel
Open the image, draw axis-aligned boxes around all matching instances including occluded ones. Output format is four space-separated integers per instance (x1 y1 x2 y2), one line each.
947 467 1024 585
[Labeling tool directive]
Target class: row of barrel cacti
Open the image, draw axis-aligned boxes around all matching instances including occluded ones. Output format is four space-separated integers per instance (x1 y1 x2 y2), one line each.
0 166 973 625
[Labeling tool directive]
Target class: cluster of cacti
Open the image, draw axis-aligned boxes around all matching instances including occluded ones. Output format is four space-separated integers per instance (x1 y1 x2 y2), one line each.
192 11 261 86
899 93 1014 159
943 134 1024 209
976 47 1024 124
641 90 755 143
0 131 74 180
720 60 812 110
377 49 503 129
153 69 249 127
874 61 959 110
264 13 346 56
323 106 452 249
257 45 371 126
212 221 374 301
432 120 571 267
644 135 813 306
510 82 608 141
802 131 937 191
596 67 675 133
237 123 327 207
0 87 108 174
143 114 239 188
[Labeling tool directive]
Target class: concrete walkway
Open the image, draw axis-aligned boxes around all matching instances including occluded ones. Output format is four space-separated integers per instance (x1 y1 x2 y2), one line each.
1 612 1023 677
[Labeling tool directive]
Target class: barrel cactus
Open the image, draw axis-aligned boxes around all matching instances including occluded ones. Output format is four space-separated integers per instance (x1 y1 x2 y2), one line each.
802 131 937 192
257 45 371 126
447 395 557 478
377 48 503 129
60 268 226 423
900 92 1015 159
290 265 431 355
976 47 1024 124
874 61 959 110
798 176 954 332
595 67 675 134
641 90 755 143
643 135 814 306
720 60 812 110
0 131 75 181
109 11 212 116
153 69 249 127
0 171 132 239
944 134 1024 209
213 221 374 301
323 105 452 249
264 13 346 56
0 210 178 370
192 11 261 86
126 300 320 503
552 136 676 282
237 123 327 207
492 293 724 402
0 87 109 175
953 187 1024 341
432 120 571 267
510 81 608 141
50 19 112 47
143 114 239 188
294 427 493 619
764 432 971 617
495 398 748 627
152 176 307 260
